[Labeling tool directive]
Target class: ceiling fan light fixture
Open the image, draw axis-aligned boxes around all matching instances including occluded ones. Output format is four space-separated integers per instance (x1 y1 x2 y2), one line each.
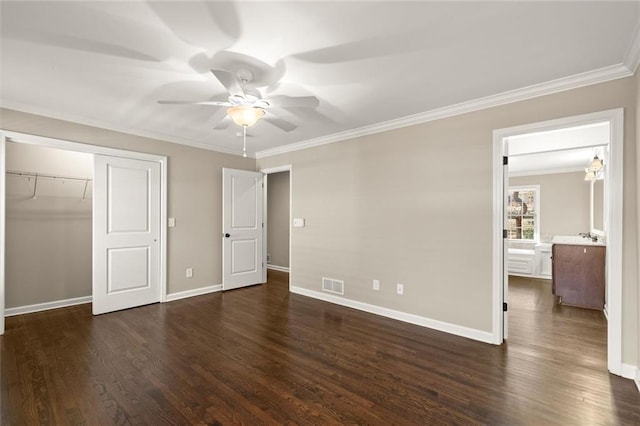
227 105 265 127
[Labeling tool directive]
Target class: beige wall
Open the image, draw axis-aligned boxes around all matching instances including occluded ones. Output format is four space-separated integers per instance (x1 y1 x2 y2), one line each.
6 142 92 307
258 76 638 364
267 171 290 268
593 178 604 232
1 108 256 294
510 172 590 241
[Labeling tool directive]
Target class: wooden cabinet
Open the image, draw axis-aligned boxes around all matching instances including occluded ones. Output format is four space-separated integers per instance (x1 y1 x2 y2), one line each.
552 244 605 309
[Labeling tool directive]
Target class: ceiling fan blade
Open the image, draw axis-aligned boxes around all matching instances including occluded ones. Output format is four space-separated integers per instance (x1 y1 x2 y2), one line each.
263 115 297 132
2 2 171 62
289 26 452 65
208 108 228 128
148 2 240 49
267 95 320 109
7 31 163 62
158 100 230 106
214 116 232 130
208 2 242 40
272 106 341 127
211 69 244 98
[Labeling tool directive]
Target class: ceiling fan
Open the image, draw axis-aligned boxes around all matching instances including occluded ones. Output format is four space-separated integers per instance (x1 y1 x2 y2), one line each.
158 68 319 132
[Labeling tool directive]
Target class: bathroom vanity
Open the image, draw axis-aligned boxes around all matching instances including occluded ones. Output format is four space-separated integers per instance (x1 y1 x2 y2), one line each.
551 235 605 310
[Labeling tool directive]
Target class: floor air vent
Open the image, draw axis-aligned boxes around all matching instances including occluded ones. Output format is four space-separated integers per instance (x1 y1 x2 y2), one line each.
322 277 344 295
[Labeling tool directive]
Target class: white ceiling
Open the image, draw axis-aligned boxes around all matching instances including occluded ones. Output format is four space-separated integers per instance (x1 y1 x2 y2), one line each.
1 2 639 157
508 122 609 176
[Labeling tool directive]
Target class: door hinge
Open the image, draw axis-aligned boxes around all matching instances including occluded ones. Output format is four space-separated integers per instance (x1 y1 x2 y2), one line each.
503 302 508 312
503 156 508 165
503 229 508 238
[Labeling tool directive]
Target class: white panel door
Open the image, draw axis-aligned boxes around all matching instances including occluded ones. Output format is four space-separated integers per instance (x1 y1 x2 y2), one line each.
93 155 161 314
223 168 264 290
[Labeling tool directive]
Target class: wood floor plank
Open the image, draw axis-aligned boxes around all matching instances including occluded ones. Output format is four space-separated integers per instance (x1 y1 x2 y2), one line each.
1 271 639 425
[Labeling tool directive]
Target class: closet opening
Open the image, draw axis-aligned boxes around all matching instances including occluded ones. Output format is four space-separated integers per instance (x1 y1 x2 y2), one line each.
0 130 168 335
5 142 93 316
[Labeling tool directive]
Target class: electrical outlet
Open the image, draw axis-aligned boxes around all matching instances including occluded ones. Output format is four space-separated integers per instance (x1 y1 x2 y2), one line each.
373 279 380 291
396 283 404 295
168 217 176 227
186 268 193 278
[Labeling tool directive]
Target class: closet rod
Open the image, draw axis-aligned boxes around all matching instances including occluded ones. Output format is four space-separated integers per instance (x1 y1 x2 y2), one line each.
6 170 92 182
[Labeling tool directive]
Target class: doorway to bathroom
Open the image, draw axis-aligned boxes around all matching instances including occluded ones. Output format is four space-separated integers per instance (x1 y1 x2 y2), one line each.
492 108 624 376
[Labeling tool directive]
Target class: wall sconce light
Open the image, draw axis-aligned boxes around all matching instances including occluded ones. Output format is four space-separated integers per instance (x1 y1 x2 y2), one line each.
585 154 604 181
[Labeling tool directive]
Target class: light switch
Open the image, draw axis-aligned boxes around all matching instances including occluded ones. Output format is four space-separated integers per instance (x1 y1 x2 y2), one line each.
168 217 176 227
293 218 305 228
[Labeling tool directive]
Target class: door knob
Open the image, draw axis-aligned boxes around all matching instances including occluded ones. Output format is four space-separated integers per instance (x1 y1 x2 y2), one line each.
224 233 230 238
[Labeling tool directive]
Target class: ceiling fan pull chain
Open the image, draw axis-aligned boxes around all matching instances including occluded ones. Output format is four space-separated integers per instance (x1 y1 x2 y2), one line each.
243 125 247 158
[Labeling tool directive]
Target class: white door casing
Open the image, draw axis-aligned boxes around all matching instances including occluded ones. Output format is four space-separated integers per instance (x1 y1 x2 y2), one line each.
0 133 5 334
503 147 509 339
261 164 293 287
222 168 264 290
93 155 161 314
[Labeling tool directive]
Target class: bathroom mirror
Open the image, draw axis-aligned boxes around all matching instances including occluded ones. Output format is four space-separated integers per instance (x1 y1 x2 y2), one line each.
590 178 605 235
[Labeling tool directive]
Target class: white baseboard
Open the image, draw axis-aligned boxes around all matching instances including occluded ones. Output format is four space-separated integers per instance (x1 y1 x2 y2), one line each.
621 364 640 392
290 286 495 344
508 273 551 280
165 284 222 302
620 363 638 380
267 264 290 273
5 295 92 317
603 304 609 320
531 275 552 280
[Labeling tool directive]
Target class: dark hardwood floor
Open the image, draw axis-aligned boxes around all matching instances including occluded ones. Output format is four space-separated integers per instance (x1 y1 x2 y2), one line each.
2 271 639 425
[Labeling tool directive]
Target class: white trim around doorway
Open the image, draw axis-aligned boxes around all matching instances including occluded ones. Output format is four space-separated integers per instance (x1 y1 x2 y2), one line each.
0 130 168 335
492 108 624 376
0 134 5 335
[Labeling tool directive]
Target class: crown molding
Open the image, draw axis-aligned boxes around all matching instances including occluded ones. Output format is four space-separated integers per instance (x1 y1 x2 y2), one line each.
255 63 633 159
624 21 640 73
2 59 634 162
0 102 253 158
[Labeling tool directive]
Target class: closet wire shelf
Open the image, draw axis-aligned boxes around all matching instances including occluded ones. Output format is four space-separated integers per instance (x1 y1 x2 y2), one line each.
6 170 92 200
